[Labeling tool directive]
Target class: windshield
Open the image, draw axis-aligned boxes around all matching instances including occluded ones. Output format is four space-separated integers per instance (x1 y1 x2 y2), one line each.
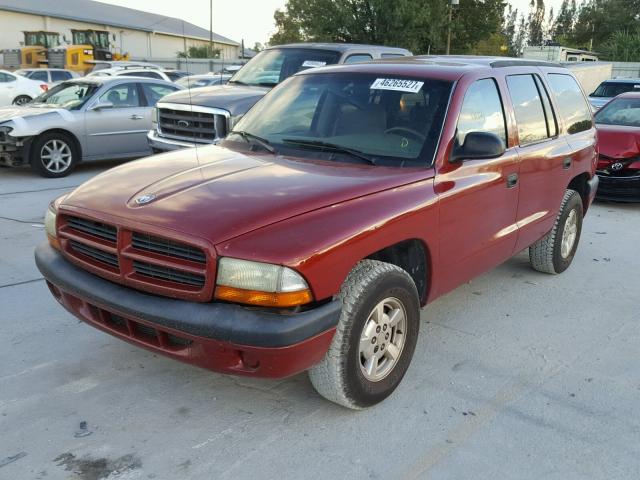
226 72 453 167
595 97 640 127
229 48 341 87
31 82 99 109
591 82 640 98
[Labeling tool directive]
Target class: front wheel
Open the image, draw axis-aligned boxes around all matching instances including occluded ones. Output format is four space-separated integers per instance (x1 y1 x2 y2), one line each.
529 189 583 274
30 132 78 178
308 260 420 409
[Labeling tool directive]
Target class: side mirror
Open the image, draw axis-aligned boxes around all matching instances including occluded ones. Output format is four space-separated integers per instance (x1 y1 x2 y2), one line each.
90 100 114 111
450 131 505 163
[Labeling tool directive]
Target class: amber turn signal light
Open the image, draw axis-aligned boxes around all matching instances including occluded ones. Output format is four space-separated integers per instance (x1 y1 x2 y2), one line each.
47 234 61 251
214 286 313 308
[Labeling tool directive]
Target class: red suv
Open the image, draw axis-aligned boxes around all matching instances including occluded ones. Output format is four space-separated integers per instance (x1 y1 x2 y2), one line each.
36 56 598 409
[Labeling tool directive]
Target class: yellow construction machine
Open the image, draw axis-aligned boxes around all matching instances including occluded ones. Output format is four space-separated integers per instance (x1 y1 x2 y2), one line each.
2 31 60 69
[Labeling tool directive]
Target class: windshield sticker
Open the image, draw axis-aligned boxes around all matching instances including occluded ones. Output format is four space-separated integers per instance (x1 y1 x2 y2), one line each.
302 60 327 68
370 78 424 93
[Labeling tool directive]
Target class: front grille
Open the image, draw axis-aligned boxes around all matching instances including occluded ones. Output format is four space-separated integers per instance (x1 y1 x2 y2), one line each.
67 216 117 243
69 240 119 268
132 232 206 263
133 261 205 287
158 105 227 143
59 214 212 301
48 50 65 69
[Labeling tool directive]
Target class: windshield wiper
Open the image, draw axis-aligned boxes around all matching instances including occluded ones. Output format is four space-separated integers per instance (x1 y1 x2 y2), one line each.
230 130 276 154
281 138 376 165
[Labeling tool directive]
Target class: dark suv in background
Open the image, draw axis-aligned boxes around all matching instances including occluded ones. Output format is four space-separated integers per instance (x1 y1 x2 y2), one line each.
147 43 411 152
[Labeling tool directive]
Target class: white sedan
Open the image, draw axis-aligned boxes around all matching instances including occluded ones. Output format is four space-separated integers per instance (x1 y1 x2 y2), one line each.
0 69 48 106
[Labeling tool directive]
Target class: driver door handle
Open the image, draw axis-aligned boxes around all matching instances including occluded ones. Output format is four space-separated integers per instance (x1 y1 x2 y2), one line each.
130 114 144 120
506 173 518 188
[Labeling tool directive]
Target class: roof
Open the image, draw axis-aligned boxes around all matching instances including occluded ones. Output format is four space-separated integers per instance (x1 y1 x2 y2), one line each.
603 78 640 83
298 55 566 82
0 0 239 46
270 43 411 54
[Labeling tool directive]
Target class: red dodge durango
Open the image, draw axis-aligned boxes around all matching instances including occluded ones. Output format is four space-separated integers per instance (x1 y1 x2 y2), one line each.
36 56 598 409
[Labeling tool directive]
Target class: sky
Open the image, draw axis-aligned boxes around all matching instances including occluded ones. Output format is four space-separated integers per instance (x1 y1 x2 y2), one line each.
99 0 287 47
99 0 565 47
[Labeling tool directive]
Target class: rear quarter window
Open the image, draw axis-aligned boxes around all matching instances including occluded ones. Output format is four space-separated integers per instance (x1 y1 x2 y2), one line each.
546 74 593 134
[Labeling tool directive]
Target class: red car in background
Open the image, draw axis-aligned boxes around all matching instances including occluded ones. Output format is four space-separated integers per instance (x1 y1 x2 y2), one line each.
595 92 640 202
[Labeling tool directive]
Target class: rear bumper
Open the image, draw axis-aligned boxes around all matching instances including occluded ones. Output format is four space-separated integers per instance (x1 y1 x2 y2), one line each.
35 243 340 378
596 171 640 203
147 129 210 153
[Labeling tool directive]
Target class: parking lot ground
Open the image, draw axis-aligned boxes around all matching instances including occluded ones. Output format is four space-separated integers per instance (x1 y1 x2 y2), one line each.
1 162 639 480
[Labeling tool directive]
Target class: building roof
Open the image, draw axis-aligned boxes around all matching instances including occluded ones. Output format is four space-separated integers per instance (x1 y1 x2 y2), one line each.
0 0 239 46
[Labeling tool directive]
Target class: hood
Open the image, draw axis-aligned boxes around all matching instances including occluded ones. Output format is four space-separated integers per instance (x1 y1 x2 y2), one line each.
589 96 610 110
62 146 430 246
159 84 270 116
0 105 61 124
597 124 640 159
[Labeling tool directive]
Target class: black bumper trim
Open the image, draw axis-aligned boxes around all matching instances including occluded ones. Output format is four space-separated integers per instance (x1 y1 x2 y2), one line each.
35 243 341 348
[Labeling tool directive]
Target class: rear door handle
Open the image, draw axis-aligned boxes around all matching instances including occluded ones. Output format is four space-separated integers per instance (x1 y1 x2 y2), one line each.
506 173 518 188
130 114 144 120
563 157 572 169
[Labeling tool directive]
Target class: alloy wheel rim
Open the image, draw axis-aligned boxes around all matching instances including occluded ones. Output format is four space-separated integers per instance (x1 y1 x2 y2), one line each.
358 297 407 382
41 140 72 173
15 97 30 105
561 209 578 259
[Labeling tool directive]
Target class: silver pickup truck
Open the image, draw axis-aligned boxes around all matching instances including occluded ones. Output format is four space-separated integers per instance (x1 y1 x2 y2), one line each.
147 43 411 152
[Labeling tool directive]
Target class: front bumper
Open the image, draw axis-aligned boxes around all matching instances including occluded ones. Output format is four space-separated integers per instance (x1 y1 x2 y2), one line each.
35 243 340 378
596 171 640 202
147 129 212 153
0 136 31 167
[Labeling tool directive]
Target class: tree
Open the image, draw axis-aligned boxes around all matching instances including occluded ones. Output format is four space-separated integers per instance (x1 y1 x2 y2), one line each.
177 45 221 59
252 42 264 53
551 0 577 42
527 0 546 46
600 30 640 61
269 0 506 55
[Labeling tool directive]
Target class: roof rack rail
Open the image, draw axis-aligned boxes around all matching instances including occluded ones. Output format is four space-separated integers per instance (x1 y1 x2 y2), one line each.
490 60 563 68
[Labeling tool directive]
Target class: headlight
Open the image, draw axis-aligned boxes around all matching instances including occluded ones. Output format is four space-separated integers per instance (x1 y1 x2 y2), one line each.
151 107 158 126
215 257 312 307
44 202 59 250
0 125 13 142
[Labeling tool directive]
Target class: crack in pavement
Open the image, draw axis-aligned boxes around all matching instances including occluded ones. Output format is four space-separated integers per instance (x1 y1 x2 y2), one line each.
0 277 44 289
0 185 78 197
0 216 44 225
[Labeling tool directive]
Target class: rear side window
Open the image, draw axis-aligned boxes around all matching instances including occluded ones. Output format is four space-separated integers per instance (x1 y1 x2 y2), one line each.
344 54 373 64
29 70 49 82
456 78 506 146
141 83 179 106
506 74 549 145
0 72 16 82
546 74 593 134
51 71 72 82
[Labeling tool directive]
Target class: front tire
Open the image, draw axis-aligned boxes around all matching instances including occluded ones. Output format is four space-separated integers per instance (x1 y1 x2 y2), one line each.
30 132 78 178
529 189 583 274
12 95 32 106
308 260 420 409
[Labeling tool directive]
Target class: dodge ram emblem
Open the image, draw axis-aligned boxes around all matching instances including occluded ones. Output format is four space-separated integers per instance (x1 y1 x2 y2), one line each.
177 120 190 128
611 162 624 171
135 194 156 205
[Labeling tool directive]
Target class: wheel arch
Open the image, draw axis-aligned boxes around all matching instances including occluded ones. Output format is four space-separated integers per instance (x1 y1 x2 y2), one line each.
366 238 431 305
34 128 83 161
567 172 590 213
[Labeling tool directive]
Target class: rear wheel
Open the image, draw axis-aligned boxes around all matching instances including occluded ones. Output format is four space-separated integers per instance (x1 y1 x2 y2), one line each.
529 189 583 274
30 132 78 178
308 260 420 409
12 95 32 106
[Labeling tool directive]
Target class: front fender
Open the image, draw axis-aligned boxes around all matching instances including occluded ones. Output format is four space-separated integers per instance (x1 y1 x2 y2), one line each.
215 178 440 303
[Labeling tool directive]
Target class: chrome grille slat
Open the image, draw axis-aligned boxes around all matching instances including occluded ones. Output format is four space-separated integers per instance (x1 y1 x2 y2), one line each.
132 232 206 264
133 261 205 287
